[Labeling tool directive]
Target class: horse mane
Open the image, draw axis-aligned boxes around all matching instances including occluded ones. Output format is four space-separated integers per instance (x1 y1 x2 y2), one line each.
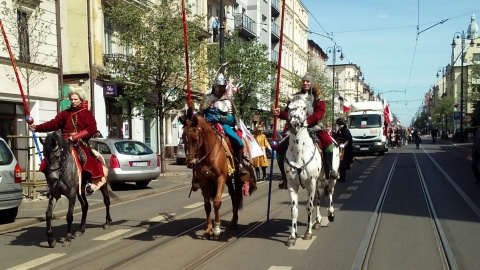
43 130 71 163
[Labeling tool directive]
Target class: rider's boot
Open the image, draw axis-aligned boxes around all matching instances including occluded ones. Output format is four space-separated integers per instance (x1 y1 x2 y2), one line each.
237 148 250 181
324 151 338 180
191 170 200 191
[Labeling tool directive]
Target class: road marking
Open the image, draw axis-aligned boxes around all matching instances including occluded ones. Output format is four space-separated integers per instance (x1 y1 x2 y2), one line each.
7 253 66 270
321 219 329 227
358 175 368 179
347 186 358 191
338 194 352 199
353 180 363 184
288 236 317 250
363 171 371 174
185 202 204 209
268 267 292 270
148 213 176 222
334 203 343 210
366 167 374 170
93 229 131 241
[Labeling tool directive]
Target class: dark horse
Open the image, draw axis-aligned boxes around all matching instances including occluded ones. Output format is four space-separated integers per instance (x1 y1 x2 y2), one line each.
41 130 115 247
180 111 256 239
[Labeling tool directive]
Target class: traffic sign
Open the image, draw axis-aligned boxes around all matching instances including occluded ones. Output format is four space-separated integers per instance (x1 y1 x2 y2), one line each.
453 112 460 121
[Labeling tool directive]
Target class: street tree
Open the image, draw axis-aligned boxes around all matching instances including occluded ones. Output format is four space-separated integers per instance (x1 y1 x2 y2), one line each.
1 1 57 103
206 34 276 124
432 95 455 134
103 0 206 172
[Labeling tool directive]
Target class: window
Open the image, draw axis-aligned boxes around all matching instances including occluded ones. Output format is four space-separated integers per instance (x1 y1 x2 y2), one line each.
104 15 113 54
349 114 382 129
17 10 30 62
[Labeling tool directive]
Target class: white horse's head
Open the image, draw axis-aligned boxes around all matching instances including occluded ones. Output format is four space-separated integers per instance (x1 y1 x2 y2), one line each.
287 95 308 134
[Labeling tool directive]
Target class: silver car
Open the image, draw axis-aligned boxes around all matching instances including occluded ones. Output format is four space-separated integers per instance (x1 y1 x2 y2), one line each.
90 139 161 188
176 138 186 165
0 138 23 223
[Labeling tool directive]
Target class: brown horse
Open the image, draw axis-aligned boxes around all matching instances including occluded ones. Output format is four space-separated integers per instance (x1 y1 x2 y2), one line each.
180 112 256 239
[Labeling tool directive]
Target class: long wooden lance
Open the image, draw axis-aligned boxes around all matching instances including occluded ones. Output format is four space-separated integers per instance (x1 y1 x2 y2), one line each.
181 0 192 107
0 18 42 161
267 0 286 223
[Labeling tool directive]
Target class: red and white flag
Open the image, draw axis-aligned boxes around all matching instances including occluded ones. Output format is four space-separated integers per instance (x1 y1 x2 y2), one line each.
338 96 351 113
383 98 393 124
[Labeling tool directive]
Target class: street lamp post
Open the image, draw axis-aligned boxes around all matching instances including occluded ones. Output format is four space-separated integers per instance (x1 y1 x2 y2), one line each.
451 31 474 143
436 67 445 95
327 45 344 124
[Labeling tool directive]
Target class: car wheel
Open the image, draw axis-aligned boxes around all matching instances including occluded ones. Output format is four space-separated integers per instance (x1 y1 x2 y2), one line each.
0 207 19 224
136 180 151 188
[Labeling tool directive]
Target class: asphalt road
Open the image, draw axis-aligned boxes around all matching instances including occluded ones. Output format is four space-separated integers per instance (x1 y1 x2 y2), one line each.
1 139 480 270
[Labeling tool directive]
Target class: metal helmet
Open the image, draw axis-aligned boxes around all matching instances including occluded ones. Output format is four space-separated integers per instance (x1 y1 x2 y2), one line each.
215 73 227 86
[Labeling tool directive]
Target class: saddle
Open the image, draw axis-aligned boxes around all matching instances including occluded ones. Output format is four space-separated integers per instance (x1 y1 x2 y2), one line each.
209 122 235 176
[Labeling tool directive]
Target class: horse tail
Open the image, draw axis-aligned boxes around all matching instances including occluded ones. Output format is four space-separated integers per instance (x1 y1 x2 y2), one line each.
106 181 119 201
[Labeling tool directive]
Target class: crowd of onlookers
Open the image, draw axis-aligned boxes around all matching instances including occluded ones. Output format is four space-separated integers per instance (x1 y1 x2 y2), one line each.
386 126 437 148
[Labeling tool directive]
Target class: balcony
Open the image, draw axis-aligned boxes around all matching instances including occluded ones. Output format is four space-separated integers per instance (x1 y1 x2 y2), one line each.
103 53 127 65
234 13 256 38
271 0 280 17
271 50 278 63
271 22 279 42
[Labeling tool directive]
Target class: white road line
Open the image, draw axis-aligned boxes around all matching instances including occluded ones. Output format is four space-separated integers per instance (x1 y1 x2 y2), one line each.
334 203 343 210
363 171 371 174
358 175 368 179
93 229 131 241
268 267 292 270
347 186 358 191
148 213 176 222
185 202 204 209
288 236 317 250
366 167 374 170
7 253 66 270
338 194 352 199
321 219 329 227
353 180 363 184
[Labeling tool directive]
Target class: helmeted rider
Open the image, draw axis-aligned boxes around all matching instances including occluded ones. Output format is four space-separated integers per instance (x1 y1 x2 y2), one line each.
190 73 249 191
273 73 338 189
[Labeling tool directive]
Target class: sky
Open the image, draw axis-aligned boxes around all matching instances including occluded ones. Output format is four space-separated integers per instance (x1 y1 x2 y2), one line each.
301 0 480 126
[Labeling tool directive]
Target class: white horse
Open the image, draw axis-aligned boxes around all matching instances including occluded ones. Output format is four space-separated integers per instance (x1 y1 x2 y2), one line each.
284 95 339 247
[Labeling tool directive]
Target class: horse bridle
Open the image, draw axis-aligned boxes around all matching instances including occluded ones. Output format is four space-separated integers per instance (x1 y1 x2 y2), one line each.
184 125 221 166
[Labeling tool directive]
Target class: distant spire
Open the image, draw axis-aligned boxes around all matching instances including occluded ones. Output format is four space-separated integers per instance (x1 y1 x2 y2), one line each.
467 13 478 39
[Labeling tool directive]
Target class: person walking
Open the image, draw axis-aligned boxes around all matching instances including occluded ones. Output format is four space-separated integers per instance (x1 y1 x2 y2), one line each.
431 126 438 144
252 124 271 181
212 17 218 42
333 118 353 182
470 129 480 185
413 128 421 149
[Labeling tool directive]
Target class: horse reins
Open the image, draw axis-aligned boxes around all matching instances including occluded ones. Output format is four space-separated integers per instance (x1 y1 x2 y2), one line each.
185 126 221 166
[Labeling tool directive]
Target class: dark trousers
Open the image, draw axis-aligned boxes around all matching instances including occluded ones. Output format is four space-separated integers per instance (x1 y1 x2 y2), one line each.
471 155 480 185
213 28 218 42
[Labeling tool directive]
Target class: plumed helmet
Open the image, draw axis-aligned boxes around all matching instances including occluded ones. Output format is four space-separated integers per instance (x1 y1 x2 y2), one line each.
215 73 227 86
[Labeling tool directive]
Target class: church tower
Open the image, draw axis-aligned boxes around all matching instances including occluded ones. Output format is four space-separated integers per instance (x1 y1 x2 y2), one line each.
467 13 478 39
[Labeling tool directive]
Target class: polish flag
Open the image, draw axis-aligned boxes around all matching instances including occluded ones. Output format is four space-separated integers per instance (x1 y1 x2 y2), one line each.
383 99 393 124
338 96 351 113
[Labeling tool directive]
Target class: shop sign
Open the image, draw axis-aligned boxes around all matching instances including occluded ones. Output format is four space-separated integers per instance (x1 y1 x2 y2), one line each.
104 84 118 97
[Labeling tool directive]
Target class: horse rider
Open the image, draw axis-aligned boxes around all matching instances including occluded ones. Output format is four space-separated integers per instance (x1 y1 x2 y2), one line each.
28 87 105 196
333 117 353 182
273 73 338 189
190 73 249 191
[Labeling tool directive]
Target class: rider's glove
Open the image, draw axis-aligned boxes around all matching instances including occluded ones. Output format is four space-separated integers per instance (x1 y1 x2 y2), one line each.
339 144 345 148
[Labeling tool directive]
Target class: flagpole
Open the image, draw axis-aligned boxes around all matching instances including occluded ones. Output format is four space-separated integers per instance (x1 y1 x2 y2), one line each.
267 0 286 224
0 18 42 161
181 0 192 107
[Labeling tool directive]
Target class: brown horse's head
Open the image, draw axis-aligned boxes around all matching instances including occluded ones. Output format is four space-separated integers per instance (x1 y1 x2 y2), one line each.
182 114 204 168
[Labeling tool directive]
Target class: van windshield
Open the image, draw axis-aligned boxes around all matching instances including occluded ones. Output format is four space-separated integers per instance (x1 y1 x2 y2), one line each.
349 114 382 128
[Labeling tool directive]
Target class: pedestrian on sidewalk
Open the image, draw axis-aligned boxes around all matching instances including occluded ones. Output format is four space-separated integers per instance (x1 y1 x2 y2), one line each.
431 126 438 144
333 118 353 182
252 124 271 181
413 128 421 149
470 129 480 186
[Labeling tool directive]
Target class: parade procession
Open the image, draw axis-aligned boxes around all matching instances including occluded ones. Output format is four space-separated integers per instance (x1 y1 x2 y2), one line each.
1 0 480 269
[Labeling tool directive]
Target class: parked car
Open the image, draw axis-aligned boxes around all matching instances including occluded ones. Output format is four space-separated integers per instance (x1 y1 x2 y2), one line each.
176 138 186 165
0 138 23 223
90 138 161 188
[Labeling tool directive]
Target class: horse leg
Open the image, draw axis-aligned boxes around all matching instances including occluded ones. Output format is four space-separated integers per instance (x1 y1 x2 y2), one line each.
212 176 225 239
286 188 299 247
303 189 316 241
326 179 336 222
203 197 213 240
46 196 58 248
226 179 238 230
74 192 88 237
99 183 112 229
313 187 322 230
63 196 76 247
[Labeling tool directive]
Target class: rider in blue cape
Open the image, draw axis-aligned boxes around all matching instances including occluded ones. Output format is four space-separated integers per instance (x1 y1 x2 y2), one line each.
190 73 249 191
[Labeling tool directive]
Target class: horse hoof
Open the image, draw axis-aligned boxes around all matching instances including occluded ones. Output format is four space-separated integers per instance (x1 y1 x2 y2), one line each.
48 239 56 248
62 241 71 247
103 223 110 230
313 222 321 230
74 231 84 237
212 234 220 240
303 233 313 240
202 232 211 240
328 213 335 222
285 237 296 247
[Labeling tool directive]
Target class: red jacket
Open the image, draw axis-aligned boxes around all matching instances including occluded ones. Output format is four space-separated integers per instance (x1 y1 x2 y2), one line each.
36 106 104 178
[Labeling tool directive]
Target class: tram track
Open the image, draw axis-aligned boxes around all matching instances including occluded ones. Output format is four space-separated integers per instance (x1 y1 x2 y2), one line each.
352 150 463 270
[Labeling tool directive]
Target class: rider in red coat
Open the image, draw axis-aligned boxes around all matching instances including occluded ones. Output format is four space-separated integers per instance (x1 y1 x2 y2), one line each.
29 87 104 195
273 73 337 189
